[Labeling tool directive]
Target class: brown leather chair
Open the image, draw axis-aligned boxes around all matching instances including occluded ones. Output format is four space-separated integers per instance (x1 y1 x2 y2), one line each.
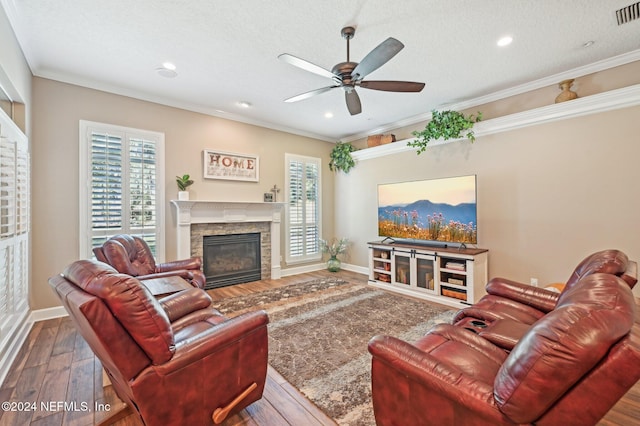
453 249 636 326
368 273 640 425
93 234 206 288
49 259 268 425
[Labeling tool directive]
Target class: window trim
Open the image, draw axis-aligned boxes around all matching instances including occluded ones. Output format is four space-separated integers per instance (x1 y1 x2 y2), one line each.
79 120 165 260
284 153 322 264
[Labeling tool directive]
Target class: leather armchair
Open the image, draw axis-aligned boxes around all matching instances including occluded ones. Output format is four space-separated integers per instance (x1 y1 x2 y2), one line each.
93 234 206 288
453 249 636 326
369 273 640 426
49 259 268 425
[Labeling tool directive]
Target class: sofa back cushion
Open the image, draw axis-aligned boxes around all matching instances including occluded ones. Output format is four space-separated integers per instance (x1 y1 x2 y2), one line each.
564 249 628 291
64 259 175 364
102 234 157 276
494 273 635 423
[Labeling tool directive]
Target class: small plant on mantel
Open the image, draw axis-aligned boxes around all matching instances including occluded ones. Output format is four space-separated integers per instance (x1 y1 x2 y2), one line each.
329 142 357 173
176 174 194 200
408 110 483 154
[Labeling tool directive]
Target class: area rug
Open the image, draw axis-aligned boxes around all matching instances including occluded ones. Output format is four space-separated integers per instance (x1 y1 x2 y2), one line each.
212 278 456 426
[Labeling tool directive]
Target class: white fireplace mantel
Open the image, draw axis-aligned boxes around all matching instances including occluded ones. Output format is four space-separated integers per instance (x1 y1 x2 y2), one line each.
171 200 285 279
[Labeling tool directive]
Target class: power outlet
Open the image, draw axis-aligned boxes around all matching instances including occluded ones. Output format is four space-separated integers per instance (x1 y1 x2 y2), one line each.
530 278 539 287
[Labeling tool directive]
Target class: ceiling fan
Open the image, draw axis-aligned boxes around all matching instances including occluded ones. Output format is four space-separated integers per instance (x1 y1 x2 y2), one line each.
278 26 425 116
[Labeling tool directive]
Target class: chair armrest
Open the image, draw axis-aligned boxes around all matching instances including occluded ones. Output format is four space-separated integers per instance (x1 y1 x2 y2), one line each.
368 335 508 422
157 257 202 272
486 277 559 313
153 310 269 375
138 270 193 281
158 288 212 323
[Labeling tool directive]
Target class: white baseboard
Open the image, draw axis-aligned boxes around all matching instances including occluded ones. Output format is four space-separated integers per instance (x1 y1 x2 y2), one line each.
30 306 68 322
280 263 325 276
0 310 31 386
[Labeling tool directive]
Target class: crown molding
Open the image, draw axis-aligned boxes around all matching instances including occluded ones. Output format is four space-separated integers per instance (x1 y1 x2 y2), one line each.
352 83 640 161
343 49 640 143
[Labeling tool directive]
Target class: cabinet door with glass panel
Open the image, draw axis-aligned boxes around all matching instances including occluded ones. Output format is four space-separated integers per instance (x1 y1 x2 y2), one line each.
391 248 436 293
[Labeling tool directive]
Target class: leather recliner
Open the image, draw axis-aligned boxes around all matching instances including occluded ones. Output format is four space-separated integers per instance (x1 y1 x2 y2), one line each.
93 234 206 288
49 259 268 425
368 273 640 425
453 249 637 326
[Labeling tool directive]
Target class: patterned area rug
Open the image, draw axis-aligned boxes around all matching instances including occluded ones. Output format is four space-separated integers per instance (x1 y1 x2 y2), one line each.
213 278 456 426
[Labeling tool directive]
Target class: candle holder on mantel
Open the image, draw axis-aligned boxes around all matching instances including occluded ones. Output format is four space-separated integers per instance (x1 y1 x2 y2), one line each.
555 79 578 103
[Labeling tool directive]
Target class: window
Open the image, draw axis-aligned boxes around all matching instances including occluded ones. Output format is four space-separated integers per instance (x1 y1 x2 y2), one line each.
79 121 165 260
285 153 321 263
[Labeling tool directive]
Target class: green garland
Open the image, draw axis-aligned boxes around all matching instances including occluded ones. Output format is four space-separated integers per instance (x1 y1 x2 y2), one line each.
408 110 482 154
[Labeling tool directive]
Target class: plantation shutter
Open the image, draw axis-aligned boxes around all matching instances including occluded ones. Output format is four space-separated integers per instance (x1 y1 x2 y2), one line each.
285 154 321 263
80 121 165 260
90 130 124 248
0 128 29 342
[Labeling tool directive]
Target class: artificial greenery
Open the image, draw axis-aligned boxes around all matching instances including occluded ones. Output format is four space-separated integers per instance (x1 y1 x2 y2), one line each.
408 110 483 154
329 142 357 173
176 174 194 191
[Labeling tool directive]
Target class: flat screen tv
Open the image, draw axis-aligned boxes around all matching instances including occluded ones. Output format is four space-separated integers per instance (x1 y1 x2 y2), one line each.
377 175 477 245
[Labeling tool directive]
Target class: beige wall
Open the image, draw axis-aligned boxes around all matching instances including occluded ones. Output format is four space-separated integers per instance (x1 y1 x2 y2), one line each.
31 77 334 309
335 105 640 296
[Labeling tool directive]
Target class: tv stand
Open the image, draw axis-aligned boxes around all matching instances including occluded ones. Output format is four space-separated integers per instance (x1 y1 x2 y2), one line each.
367 241 489 308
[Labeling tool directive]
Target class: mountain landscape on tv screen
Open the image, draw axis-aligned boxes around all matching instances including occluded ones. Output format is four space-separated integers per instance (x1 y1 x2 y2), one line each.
378 199 477 243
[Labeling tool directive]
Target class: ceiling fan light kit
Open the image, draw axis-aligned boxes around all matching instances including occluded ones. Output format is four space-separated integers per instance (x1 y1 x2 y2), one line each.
279 26 425 116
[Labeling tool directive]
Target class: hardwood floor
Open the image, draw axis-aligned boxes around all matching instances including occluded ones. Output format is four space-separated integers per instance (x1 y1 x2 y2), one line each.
0 269 638 425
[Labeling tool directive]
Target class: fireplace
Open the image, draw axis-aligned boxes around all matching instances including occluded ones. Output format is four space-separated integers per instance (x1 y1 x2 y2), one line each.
171 200 284 282
203 233 261 289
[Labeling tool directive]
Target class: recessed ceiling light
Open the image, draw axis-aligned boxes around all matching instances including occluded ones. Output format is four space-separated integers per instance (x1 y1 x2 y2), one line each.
497 36 513 47
161 62 177 71
582 40 595 48
238 101 252 108
156 67 177 78
324 112 334 118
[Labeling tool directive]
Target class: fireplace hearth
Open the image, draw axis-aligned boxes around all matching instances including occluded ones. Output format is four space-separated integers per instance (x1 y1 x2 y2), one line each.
203 233 261 289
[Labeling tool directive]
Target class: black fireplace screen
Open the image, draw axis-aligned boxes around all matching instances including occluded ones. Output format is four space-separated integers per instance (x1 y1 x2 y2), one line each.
203 233 261 289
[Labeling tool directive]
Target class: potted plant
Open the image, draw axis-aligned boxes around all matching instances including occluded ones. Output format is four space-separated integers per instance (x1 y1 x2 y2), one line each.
408 110 482 154
329 142 357 173
176 174 194 200
320 237 349 272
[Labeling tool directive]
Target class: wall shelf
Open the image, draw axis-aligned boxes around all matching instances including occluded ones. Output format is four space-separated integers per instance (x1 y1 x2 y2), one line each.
353 84 640 161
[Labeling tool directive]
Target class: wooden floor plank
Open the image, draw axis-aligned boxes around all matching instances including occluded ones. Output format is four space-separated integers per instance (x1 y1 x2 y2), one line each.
1 269 638 425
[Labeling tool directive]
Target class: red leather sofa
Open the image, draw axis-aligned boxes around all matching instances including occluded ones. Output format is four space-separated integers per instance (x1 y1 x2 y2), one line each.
50 259 268 425
368 254 640 425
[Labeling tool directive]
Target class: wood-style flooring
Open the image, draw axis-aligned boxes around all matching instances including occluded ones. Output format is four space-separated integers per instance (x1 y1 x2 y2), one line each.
0 269 638 425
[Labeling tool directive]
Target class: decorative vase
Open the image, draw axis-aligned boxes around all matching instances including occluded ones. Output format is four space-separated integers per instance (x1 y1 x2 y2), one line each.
178 191 190 201
555 79 578 103
327 255 341 272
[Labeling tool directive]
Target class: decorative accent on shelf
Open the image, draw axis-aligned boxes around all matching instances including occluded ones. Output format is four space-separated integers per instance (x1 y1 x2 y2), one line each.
203 149 259 182
408 109 482 154
320 237 349 272
329 142 357 173
555 78 578 103
270 184 280 201
176 174 194 200
367 134 396 147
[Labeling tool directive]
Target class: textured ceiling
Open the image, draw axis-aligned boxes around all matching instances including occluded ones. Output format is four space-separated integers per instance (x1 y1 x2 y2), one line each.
3 0 640 141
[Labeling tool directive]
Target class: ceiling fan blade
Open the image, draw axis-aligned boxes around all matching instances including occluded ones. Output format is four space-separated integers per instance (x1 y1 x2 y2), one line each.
345 89 362 115
359 80 425 92
352 37 404 80
284 85 340 103
278 53 339 80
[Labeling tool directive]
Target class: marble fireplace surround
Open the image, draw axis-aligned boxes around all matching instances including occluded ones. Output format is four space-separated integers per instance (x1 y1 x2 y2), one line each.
171 200 285 280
